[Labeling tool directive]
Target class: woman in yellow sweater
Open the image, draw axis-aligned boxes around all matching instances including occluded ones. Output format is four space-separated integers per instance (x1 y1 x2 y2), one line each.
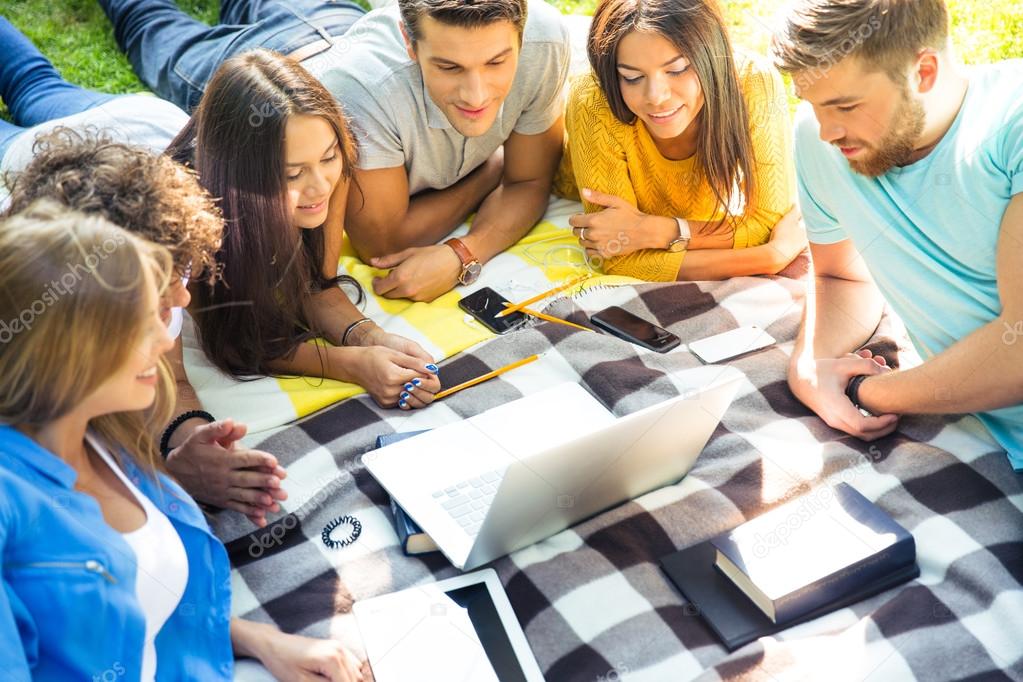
558 0 806 281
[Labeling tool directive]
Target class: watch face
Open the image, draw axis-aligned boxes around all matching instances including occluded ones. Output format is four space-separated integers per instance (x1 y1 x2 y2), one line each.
667 239 688 253
460 261 482 285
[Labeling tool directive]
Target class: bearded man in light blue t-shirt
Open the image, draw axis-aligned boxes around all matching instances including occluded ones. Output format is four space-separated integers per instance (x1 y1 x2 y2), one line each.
772 0 1023 470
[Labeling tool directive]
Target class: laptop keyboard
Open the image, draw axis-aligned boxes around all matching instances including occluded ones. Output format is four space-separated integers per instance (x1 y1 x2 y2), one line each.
432 469 503 536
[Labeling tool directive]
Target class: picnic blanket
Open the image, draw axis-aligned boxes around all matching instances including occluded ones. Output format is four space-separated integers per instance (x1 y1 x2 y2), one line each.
180 197 632 437
213 267 1023 681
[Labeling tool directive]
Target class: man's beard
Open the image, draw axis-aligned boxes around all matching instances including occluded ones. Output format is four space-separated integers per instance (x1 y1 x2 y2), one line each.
840 90 926 177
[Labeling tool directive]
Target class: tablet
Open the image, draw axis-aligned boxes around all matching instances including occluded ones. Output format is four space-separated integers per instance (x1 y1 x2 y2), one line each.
353 569 543 682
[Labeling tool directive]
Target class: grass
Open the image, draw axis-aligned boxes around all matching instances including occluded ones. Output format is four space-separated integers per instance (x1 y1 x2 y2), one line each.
0 0 1020 119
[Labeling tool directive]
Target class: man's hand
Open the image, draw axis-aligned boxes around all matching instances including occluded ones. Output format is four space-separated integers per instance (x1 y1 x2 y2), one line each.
165 419 287 527
370 244 462 302
788 353 900 441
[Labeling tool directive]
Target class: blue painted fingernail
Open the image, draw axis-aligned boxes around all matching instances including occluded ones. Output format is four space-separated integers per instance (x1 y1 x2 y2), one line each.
399 399 408 408
425 363 439 373
401 391 410 400
412 378 422 387
404 382 415 391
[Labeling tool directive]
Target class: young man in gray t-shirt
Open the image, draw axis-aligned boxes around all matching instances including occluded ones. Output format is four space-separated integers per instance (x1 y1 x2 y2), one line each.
303 0 570 301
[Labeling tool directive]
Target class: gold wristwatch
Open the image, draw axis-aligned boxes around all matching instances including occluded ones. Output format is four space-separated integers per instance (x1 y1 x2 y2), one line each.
666 217 691 253
445 237 482 285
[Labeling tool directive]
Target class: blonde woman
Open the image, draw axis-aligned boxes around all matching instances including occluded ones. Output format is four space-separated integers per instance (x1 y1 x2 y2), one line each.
0 202 365 680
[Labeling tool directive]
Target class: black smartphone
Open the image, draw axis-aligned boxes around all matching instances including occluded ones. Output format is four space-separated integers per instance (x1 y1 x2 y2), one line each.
590 306 681 353
458 287 528 334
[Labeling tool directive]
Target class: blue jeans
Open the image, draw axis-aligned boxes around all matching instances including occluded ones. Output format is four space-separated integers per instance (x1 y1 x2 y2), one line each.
99 0 366 112
0 17 117 161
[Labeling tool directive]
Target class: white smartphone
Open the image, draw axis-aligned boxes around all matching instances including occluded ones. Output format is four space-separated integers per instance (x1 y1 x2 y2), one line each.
688 325 776 364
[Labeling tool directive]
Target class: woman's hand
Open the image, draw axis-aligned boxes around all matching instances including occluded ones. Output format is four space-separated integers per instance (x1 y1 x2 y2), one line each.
232 620 369 682
356 324 435 365
761 207 807 273
569 188 678 260
347 346 440 410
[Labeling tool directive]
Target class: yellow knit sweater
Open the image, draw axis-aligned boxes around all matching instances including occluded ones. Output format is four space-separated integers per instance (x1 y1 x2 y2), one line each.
555 56 796 281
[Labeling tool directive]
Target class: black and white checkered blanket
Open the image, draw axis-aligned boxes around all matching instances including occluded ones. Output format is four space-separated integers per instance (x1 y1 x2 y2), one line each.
214 265 1023 681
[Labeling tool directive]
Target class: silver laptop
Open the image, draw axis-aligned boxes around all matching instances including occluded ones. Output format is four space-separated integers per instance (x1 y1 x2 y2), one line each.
364 367 742 570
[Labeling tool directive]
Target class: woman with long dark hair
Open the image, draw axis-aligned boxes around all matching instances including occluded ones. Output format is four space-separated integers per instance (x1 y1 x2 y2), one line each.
558 0 806 281
168 49 439 410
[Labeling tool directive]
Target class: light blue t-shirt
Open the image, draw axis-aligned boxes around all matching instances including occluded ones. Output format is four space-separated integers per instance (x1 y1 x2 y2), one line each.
795 60 1023 470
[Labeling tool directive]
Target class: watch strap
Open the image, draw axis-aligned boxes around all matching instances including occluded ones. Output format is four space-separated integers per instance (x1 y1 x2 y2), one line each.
667 217 691 252
444 238 477 268
675 217 692 241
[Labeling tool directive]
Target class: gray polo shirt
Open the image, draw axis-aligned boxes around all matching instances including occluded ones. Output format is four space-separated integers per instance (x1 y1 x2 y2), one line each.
303 0 570 195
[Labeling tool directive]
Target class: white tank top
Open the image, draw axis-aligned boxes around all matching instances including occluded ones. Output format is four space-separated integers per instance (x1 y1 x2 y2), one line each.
87 433 189 681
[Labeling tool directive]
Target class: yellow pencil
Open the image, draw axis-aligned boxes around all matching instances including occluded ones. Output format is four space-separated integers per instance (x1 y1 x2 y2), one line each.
434 354 540 400
496 274 591 317
518 306 594 333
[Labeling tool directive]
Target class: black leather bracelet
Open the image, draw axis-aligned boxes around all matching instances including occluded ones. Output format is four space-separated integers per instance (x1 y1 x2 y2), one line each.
160 410 216 459
845 375 872 415
341 317 372 346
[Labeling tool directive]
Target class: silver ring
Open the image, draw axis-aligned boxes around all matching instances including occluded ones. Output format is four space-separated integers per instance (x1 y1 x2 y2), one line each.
580 227 588 242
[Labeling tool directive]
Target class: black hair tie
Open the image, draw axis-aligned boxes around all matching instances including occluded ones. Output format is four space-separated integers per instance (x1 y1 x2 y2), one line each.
321 515 362 549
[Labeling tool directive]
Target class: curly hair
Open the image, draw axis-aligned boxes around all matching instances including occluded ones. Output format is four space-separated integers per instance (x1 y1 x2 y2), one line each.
3 126 223 282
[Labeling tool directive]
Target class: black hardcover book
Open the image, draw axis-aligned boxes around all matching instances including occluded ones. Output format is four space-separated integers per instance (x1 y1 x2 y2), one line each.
661 540 918 651
375 430 439 556
660 484 920 651
710 483 917 624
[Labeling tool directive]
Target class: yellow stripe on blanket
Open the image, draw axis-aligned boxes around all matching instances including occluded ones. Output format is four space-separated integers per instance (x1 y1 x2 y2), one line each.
183 199 638 435
275 217 623 418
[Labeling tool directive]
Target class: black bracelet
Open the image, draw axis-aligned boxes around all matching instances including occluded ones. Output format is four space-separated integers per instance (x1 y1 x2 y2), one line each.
341 317 372 346
845 375 872 415
322 515 362 549
160 410 216 459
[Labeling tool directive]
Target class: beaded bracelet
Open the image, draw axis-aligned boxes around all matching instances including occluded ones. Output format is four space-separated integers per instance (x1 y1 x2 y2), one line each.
160 410 216 459
322 515 362 549
341 317 373 346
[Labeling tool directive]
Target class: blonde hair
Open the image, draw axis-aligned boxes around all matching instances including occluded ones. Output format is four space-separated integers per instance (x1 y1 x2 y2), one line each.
0 200 175 475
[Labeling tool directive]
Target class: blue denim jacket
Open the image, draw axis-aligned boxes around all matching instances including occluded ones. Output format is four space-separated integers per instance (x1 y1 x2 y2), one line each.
0 425 234 681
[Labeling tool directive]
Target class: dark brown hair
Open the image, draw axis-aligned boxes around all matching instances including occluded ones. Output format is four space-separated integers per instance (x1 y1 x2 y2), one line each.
588 0 756 228
166 49 360 378
398 0 527 43
3 127 222 281
771 0 950 83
